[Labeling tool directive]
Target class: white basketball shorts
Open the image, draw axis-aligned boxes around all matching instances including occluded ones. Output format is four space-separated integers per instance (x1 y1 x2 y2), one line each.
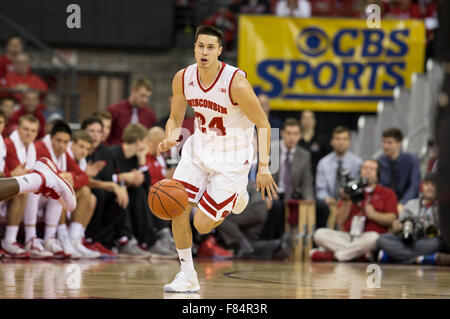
173 134 253 222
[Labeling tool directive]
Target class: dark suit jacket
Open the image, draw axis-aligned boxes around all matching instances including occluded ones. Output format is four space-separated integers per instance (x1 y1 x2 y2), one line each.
272 143 314 200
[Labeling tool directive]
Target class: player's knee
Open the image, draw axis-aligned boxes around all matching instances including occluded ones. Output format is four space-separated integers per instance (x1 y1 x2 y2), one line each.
193 214 213 234
77 186 91 198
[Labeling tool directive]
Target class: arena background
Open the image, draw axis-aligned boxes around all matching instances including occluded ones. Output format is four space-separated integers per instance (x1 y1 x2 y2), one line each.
0 0 449 301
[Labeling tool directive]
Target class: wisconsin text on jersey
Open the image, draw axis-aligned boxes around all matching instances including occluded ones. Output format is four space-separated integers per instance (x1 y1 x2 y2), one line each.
187 98 228 114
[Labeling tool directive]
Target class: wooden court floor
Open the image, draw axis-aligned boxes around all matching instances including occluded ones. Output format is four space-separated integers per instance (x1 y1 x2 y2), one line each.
1 258 449 299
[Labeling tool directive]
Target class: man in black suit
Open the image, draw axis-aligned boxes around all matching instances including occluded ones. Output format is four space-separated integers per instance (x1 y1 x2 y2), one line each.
260 118 328 239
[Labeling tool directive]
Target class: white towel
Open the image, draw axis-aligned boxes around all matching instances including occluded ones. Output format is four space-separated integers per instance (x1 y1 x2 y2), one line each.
0 135 6 173
9 130 36 169
43 134 67 171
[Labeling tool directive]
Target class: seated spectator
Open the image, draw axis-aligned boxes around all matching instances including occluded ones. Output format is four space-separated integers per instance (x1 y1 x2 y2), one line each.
378 127 421 213
0 35 24 81
217 182 288 259
93 110 112 146
377 172 444 264
316 126 363 206
258 93 282 138
298 110 330 181
311 159 398 262
0 98 17 129
108 123 176 258
236 0 271 14
275 0 311 17
63 130 109 257
107 78 156 145
0 109 9 226
269 118 329 229
2 114 40 258
5 89 46 139
385 0 422 19
24 120 100 259
81 116 141 256
203 7 237 51
146 126 175 185
3 53 48 103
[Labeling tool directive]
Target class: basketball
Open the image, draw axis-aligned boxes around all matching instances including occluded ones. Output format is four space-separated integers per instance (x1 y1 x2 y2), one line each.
148 179 189 220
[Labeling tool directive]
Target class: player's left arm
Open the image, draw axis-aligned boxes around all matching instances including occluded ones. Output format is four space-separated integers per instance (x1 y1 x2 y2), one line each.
230 72 278 200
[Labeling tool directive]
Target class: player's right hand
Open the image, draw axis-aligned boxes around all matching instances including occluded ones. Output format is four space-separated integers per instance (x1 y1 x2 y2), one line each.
157 139 179 156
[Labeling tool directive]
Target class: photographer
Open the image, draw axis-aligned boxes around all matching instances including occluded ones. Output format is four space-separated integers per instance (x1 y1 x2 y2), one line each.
377 173 444 264
311 159 398 262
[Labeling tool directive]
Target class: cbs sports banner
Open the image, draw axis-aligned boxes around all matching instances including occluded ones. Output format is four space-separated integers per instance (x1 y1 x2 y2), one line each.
238 16 425 112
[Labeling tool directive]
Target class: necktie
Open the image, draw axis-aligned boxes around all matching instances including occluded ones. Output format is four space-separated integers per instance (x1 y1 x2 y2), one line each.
389 160 397 192
283 150 293 200
131 107 139 123
334 159 343 199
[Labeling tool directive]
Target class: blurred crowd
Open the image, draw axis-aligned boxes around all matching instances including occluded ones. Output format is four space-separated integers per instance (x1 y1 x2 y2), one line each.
176 0 440 55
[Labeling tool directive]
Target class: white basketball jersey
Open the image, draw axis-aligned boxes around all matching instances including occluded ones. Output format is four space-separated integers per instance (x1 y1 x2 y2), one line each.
183 62 255 152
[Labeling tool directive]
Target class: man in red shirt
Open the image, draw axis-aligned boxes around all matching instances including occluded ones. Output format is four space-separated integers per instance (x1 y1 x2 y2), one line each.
311 159 398 262
3 53 48 102
6 89 46 139
107 78 157 145
0 35 24 81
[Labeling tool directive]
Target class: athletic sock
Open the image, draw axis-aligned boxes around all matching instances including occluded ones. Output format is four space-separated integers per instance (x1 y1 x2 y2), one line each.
69 222 84 240
44 226 57 241
15 173 43 194
4 225 19 243
177 247 195 275
25 226 37 243
57 224 67 238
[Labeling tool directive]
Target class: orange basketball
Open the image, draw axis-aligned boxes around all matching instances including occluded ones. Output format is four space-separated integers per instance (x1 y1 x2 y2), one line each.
148 179 189 220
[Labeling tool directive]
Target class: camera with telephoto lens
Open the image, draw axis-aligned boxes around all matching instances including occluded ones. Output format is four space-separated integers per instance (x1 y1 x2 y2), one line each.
402 218 416 244
341 169 369 203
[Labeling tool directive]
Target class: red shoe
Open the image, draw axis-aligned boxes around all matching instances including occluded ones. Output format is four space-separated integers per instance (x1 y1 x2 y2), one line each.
309 248 334 262
197 236 233 260
83 240 117 258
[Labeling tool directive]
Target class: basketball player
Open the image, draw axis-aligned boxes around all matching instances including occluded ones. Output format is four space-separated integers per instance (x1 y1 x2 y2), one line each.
158 25 278 292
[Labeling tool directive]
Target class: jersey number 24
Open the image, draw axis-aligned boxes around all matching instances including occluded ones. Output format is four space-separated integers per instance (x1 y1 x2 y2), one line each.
195 112 226 136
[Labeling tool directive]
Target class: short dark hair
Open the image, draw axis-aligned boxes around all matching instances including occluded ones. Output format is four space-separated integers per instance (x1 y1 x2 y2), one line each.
22 89 39 98
195 25 224 47
81 116 103 130
382 127 403 142
332 125 351 137
423 172 437 184
283 117 301 130
50 120 72 137
6 34 23 45
0 109 6 120
0 98 14 106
